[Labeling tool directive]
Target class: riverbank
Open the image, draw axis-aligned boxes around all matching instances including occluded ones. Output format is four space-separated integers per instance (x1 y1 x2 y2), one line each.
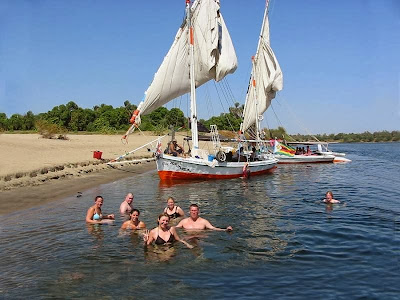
0 133 181 215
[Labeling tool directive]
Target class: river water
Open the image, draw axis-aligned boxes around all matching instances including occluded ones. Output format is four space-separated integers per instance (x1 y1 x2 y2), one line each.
1 143 399 299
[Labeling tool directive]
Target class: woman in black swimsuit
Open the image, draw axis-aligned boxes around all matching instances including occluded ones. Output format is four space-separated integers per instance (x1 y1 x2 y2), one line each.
163 197 185 219
143 213 193 248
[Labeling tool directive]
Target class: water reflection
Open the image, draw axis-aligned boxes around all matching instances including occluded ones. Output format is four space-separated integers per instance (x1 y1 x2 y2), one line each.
86 224 104 240
1 144 399 298
144 245 177 262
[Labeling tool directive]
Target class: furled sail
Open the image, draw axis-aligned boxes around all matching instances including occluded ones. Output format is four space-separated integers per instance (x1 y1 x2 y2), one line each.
134 0 237 126
241 6 283 133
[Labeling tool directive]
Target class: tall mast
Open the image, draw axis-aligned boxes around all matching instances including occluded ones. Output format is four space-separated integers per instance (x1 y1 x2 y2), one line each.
253 1 270 142
251 56 261 142
186 0 199 149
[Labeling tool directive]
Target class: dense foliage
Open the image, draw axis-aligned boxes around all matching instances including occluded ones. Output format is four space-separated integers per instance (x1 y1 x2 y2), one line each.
0 101 398 142
0 101 186 134
290 131 400 143
267 126 400 143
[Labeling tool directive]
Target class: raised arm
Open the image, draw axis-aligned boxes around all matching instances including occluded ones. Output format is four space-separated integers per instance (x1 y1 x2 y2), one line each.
143 229 156 246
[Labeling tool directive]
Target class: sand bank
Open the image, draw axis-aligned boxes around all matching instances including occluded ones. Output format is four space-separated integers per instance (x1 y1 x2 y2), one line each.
0 132 183 215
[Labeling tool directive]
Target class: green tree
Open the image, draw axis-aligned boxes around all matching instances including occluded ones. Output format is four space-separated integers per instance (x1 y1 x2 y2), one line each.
22 111 36 130
70 108 96 131
8 114 24 130
0 113 9 130
165 108 185 128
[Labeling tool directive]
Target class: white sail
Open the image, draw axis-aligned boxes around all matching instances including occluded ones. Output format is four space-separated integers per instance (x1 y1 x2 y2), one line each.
241 6 283 133
135 0 237 123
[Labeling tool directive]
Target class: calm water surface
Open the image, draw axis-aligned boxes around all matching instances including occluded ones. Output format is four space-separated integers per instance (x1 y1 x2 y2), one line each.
1 143 399 299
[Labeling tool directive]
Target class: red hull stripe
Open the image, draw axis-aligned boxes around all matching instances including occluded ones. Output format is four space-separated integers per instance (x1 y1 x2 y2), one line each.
158 166 276 180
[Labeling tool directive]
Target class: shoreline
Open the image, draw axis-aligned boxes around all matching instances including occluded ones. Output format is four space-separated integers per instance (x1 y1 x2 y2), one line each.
0 160 156 216
0 133 169 215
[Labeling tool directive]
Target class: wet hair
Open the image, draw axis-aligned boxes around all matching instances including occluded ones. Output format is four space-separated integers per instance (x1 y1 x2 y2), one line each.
131 209 140 215
157 213 170 224
189 204 199 209
94 195 103 202
167 197 175 203
326 191 333 197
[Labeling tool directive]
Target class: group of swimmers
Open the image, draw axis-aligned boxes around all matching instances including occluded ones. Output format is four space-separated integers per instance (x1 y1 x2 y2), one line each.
86 194 233 249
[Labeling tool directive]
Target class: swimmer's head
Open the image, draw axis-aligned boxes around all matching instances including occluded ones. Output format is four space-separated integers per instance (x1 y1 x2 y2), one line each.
189 204 199 219
94 195 103 206
167 197 175 208
130 209 140 220
157 213 170 226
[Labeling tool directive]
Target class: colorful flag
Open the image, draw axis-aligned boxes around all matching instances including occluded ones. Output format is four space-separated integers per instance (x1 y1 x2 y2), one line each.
273 140 295 157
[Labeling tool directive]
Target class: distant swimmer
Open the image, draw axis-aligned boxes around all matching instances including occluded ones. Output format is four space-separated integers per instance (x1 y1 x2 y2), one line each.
86 195 115 224
176 204 233 231
143 213 193 248
323 191 340 204
120 193 134 215
121 209 146 230
163 197 185 219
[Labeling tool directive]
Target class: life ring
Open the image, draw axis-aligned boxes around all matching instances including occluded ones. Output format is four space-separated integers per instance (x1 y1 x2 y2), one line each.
216 151 226 162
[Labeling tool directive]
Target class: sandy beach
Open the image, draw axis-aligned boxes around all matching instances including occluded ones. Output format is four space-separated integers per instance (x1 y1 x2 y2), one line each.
0 132 185 215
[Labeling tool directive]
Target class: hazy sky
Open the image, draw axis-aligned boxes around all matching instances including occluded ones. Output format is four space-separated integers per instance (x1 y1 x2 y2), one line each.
1 0 399 134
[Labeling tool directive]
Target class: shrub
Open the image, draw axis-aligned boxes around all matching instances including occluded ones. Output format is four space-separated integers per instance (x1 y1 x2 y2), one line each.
35 120 67 139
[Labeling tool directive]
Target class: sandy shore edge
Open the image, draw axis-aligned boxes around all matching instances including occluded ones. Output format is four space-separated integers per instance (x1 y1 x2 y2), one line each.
0 160 156 216
0 133 169 215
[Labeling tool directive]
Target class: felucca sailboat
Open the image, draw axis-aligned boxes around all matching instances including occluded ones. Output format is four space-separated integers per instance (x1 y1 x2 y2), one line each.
121 0 279 180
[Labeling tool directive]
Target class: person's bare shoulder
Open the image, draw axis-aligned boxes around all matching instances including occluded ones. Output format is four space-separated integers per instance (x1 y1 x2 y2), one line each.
178 217 189 225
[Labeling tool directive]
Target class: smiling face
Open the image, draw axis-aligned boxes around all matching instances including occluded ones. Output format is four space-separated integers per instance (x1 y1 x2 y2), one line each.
94 197 104 208
158 216 170 228
130 210 139 222
126 193 134 205
167 198 175 209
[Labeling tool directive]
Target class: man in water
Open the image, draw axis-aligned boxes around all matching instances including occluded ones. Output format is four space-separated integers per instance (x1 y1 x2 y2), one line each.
119 193 134 214
176 204 233 231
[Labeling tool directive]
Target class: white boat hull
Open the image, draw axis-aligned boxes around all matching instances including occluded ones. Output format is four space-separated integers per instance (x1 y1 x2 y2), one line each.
156 154 277 180
274 154 335 164
333 156 352 163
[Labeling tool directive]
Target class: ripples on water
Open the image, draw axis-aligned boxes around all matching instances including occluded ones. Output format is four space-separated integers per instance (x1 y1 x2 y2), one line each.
0 143 399 299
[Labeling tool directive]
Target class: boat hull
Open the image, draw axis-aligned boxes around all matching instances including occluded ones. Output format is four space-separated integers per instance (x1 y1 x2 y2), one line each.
275 154 335 164
156 154 277 180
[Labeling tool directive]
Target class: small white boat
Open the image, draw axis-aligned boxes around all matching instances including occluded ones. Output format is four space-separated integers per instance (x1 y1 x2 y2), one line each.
274 141 337 164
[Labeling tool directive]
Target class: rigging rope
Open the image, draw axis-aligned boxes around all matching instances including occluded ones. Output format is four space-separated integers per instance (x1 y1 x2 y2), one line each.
213 81 237 133
275 95 321 142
